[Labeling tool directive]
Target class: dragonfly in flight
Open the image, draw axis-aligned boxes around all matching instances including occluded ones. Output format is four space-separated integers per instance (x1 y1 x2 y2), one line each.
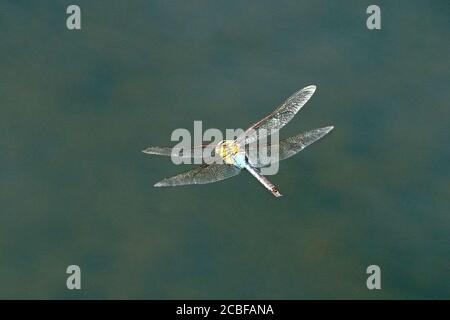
143 85 333 197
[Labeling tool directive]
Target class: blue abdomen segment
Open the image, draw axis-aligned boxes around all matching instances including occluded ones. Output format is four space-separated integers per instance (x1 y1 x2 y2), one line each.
232 153 247 169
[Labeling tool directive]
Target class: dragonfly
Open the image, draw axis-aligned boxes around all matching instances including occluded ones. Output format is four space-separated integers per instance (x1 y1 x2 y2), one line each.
143 85 333 197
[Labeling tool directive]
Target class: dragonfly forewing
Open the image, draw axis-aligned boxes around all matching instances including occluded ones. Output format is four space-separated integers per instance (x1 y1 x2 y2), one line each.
236 85 317 147
143 144 218 163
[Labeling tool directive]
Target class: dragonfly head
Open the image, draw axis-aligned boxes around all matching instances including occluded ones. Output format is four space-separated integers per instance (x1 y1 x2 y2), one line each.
215 140 240 165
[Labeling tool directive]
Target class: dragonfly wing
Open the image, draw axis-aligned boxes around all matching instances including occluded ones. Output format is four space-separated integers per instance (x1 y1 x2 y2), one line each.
142 144 217 162
236 85 317 146
154 164 241 187
247 126 334 167
142 146 173 156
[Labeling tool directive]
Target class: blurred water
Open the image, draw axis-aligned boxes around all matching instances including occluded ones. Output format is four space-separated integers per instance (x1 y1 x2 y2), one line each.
0 0 448 299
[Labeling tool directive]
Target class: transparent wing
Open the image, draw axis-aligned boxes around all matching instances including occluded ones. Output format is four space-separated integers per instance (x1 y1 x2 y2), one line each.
142 144 217 162
154 164 241 187
236 85 317 147
247 126 334 167
142 146 175 156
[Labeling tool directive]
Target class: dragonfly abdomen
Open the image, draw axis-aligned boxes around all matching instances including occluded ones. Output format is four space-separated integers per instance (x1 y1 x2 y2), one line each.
245 164 282 197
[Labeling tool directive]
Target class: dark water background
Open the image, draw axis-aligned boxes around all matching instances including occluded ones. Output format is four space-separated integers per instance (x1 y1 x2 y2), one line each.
0 0 448 299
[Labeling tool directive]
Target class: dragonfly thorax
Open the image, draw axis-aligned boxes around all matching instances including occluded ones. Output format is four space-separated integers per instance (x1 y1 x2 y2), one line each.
215 140 241 165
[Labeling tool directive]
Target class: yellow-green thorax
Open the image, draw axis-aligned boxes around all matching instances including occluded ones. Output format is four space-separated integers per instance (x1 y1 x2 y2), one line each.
215 140 241 165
